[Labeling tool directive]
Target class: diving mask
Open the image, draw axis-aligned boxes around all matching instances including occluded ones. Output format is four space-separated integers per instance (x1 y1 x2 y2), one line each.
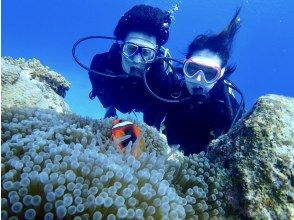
183 58 224 99
183 59 222 83
122 42 158 63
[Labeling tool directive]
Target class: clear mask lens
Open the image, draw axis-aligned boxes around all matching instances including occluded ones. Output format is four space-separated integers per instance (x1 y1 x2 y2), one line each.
122 43 156 63
184 62 220 82
123 43 138 57
141 48 156 62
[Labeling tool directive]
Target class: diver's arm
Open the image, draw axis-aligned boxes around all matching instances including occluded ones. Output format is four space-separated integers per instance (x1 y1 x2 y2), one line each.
88 53 118 108
104 106 117 118
143 103 167 130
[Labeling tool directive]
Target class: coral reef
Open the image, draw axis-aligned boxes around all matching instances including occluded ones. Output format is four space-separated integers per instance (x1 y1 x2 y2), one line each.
3 56 292 219
207 94 294 219
1 107 225 219
1 57 70 113
2 57 70 97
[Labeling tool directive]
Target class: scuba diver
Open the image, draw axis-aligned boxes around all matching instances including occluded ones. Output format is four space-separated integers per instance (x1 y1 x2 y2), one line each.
162 9 245 155
85 5 172 130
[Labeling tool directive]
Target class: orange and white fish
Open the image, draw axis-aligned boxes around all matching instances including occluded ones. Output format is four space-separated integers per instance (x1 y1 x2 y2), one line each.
111 119 145 159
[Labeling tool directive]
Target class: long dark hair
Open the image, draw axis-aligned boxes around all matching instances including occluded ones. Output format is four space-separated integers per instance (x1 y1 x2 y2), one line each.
186 8 241 77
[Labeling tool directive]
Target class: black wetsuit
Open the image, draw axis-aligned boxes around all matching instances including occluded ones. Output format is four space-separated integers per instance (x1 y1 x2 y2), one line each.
164 76 243 155
88 43 168 129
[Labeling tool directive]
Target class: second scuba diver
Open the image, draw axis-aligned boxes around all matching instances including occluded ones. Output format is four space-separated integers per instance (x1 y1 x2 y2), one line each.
87 5 172 130
162 9 245 155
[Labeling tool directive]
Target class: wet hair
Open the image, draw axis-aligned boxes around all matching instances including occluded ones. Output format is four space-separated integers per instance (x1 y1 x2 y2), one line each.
114 5 171 46
186 8 241 76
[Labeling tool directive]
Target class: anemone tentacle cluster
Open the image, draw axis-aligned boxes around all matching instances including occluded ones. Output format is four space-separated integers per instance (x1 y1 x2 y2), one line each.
165 152 226 219
1 107 225 219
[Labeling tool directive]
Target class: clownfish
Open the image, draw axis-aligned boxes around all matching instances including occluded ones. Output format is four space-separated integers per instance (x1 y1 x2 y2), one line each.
111 119 145 158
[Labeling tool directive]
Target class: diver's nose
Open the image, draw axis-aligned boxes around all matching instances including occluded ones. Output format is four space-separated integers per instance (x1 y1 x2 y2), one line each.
132 53 143 64
195 70 204 82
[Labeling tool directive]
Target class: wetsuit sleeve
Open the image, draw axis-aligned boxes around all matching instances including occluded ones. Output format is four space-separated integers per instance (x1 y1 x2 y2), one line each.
104 106 117 118
88 53 117 108
143 102 167 130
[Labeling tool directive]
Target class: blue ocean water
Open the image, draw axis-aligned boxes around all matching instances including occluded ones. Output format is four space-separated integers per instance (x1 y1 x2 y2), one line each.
2 0 294 119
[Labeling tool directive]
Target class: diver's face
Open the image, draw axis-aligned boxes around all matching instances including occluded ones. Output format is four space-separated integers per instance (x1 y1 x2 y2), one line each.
121 32 157 74
184 49 225 95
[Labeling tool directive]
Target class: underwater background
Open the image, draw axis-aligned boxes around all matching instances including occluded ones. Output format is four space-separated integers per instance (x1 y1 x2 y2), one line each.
2 0 294 119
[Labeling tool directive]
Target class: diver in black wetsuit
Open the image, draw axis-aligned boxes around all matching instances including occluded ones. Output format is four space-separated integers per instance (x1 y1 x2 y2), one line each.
163 9 245 155
88 5 172 130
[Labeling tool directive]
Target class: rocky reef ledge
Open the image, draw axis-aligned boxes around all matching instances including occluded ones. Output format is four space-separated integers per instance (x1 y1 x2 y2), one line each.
1 57 293 219
1 57 70 113
207 94 294 219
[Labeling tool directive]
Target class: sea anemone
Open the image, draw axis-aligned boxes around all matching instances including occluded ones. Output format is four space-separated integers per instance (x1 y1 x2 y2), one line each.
1 107 225 219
